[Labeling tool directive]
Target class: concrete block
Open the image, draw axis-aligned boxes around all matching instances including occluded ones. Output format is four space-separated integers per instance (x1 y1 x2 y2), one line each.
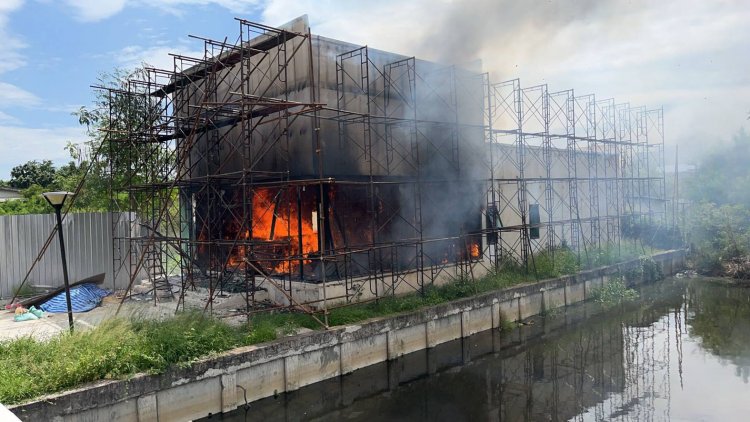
387 323 427 359
340 333 387 374
565 281 585 305
491 301 501 328
667 257 673 274
519 293 542 320
236 358 285 403
465 306 493 336
137 394 157 422
220 373 237 414
285 345 341 391
499 298 518 323
584 277 602 299
426 314 462 347
157 376 221 422
545 286 566 310
60 399 137 422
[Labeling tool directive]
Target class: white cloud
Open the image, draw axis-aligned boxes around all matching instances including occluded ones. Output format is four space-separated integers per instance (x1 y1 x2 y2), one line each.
63 0 127 22
0 0 24 13
0 110 20 124
143 0 259 15
62 0 260 21
110 43 204 71
0 0 25 74
0 81 40 107
0 125 86 178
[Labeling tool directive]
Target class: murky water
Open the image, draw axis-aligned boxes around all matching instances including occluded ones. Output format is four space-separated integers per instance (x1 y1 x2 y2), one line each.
207 278 750 421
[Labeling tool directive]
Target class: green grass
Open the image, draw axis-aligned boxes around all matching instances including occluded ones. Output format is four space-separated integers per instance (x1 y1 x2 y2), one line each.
0 318 142 405
129 312 251 371
0 313 278 405
326 264 535 326
532 247 580 278
0 244 653 405
588 241 647 268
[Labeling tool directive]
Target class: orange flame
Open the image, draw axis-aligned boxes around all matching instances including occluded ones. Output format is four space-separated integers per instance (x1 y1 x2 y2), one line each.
470 243 480 259
223 187 319 274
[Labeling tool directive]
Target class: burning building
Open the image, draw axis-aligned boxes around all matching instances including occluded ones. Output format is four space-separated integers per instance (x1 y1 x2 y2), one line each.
109 16 666 311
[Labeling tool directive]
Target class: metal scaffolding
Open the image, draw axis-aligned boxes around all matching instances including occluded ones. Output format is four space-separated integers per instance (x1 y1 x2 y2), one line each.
104 16 668 322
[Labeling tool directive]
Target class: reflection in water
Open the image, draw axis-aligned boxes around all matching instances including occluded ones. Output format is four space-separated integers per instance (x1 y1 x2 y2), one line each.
685 280 750 383
207 279 750 421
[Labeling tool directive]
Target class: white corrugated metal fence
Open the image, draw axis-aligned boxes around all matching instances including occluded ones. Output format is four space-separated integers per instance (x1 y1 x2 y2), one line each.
0 212 135 299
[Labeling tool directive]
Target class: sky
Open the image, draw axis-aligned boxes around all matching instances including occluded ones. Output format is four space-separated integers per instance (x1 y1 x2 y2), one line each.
0 0 747 179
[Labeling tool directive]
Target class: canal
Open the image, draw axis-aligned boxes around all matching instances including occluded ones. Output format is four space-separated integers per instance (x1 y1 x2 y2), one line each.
206 277 750 421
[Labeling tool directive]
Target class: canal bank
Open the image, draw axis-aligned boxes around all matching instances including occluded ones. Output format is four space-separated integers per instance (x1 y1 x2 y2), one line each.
9 250 685 421
215 273 749 421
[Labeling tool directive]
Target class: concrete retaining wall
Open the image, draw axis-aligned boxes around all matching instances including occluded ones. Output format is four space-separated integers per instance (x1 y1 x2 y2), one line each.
9 250 685 421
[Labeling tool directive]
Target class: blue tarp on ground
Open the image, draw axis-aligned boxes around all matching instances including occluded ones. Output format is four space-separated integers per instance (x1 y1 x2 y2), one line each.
40 283 111 313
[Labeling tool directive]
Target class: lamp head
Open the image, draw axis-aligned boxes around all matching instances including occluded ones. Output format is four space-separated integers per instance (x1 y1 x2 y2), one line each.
42 191 74 208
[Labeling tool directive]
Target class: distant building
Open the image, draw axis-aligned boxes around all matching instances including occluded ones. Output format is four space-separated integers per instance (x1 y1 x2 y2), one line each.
0 187 22 202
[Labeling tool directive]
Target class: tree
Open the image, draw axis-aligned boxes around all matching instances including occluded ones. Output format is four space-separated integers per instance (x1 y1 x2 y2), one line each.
9 160 56 189
0 65 174 217
685 128 750 205
0 161 85 215
0 184 54 215
685 202 750 274
684 128 750 275
69 66 169 212
0 66 169 216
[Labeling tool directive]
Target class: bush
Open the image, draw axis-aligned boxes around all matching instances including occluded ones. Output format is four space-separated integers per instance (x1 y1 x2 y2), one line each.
640 257 664 282
590 279 639 306
682 130 750 276
686 202 750 275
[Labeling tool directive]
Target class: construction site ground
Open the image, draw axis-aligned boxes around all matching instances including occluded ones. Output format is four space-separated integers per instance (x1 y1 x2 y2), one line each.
0 284 254 342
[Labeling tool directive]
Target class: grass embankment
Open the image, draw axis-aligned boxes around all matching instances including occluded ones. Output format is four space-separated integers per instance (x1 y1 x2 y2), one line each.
0 314 251 405
0 244 652 405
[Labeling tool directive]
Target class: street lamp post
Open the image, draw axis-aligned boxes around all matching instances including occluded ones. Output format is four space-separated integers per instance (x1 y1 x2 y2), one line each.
42 191 75 333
